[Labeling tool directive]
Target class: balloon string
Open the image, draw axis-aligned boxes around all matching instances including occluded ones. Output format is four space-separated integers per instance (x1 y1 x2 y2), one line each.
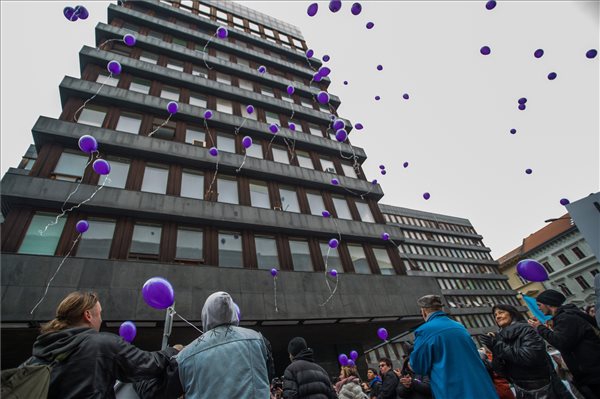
148 114 173 137
98 38 119 51
319 274 339 307
205 158 219 201
202 35 215 71
324 246 333 294
234 117 249 136
235 153 247 174
30 234 82 315
73 73 112 123
273 276 279 313
203 119 215 147
265 130 279 157
173 312 203 334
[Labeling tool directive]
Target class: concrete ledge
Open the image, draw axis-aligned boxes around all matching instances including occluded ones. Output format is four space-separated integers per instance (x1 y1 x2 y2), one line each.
402 238 492 253
399 253 498 266
406 270 509 280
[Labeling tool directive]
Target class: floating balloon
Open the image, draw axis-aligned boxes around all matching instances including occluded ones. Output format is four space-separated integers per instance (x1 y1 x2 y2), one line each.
242 136 253 149
347 359 355 367
322 211 331 218
258 65 267 74
350 350 359 360
74 5 89 19
333 119 345 130
355 123 363 130
313 72 323 82
559 198 570 206
377 64 383 71
269 124 279 134
480 46 491 55
107 60 122 75
379 165 385 170
377 327 388 340
93 159 111 175
485 0 496 10
525 168 532 174
318 66 331 77
366 22 374 29
287 85 295 95
381 232 390 241
119 321 137 343
343 81 348 85
270 268 278 277
518 104 526 110
78 135 98 153
316 91 330 104
306 49 314 58
331 178 339 186
423 192 431 200
338 354 349 365
403 93 410 100
209 147 219 157
547 72 557 80
534 49 544 58
380 170 387 175
329 0 342 13
142 277 175 309
322 55 330 62
216 26 228 39
516 259 549 282
204 110 213 119
586 49 598 59
167 101 179 114
403 162 409 168
246 104 254 114
288 123 296 131
330 269 338 277
371 179 378 185
375 95 381 101
518 97 527 104
123 33 136 47
75 220 89 234
510 128 517 134
328 238 339 249
351 2 362 15
335 129 347 142
307 3 319 17
63 6 77 21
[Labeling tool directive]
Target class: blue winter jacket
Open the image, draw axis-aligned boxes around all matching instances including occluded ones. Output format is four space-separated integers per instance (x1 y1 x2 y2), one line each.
409 311 498 399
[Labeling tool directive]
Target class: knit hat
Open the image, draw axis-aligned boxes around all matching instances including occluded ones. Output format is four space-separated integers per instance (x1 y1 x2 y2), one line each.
288 336 307 357
536 289 566 307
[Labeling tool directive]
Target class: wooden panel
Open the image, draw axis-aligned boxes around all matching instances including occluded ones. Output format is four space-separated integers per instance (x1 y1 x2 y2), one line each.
1 207 32 252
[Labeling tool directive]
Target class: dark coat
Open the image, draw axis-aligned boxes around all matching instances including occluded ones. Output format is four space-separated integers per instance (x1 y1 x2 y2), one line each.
377 369 398 399
367 376 382 398
282 348 336 399
536 304 600 386
396 357 432 399
29 327 177 399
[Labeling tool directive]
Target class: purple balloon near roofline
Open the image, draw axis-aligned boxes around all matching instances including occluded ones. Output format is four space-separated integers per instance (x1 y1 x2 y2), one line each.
329 0 342 13
93 159 111 175
351 3 362 15
123 34 136 47
586 49 598 59
366 22 374 29
307 3 318 17
559 198 570 206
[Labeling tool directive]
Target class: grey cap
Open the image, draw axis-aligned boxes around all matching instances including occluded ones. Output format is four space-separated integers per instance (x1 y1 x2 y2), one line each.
416 295 443 308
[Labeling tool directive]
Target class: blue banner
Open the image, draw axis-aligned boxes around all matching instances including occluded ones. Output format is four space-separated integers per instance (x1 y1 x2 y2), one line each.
522 294 552 323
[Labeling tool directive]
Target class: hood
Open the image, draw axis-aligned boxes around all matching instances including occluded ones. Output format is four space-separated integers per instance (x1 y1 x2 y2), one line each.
201 291 239 332
369 376 382 386
292 347 315 363
32 327 94 361
559 303 598 327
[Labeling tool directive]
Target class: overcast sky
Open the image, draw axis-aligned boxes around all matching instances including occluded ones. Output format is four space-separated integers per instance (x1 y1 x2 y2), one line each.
1 1 598 259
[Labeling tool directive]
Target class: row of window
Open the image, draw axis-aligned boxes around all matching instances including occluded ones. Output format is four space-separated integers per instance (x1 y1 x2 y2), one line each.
550 270 599 297
538 245 588 273
402 229 484 247
400 243 493 261
446 295 521 308
408 260 498 274
384 213 478 235
454 313 497 330
17 213 395 273
437 278 511 291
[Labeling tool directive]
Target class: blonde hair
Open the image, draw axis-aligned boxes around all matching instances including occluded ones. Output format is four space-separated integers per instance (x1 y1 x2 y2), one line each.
40 291 98 334
340 366 359 379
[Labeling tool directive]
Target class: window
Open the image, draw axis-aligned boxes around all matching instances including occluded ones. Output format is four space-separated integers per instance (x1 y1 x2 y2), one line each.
572 246 586 260
216 10 228 21
320 158 336 174
255 236 278 270
306 191 325 216
558 283 573 297
76 219 116 259
575 276 591 289
373 248 395 275
216 72 231 85
150 118 175 140
166 60 184 72
160 86 180 101
115 112 142 134
332 196 352 220
241 104 258 120
296 151 313 169
246 140 263 158
320 241 342 272
96 72 119 87
281 94 294 104
139 52 159 64
217 134 235 153
147 30 163 40
542 261 554 274
233 16 244 28
341 163 358 179
238 79 254 91
192 66 208 78
301 99 314 109
181 171 204 200
279 187 300 213
77 105 106 127
348 244 371 274
110 44 132 57
290 239 313 271
591 269 600 277
261 87 275 98
250 181 270 209
236 57 250 68
129 78 151 94
355 201 375 223
198 3 211 16
249 22 260 32
263 27 275 37
185 128 206 145
219 232 243 268
52 152 88 182
141 165 168 194
272 147 289 164
176 228 203 260
217 177 238 204
309 124 323 137
100 158 129 189
215 50 229 61
18 213 66 255
130 224 162 256
265 112 280 125
558 254 571 266
216 98 233 114
189 93 207 107
172 37 187 47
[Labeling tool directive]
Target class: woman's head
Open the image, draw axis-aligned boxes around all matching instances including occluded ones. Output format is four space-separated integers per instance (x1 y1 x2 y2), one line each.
339 366 359 379
492 303 525 328
367 368 378 380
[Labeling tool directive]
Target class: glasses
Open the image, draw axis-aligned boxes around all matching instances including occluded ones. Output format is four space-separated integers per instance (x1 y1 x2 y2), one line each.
379 364 386 368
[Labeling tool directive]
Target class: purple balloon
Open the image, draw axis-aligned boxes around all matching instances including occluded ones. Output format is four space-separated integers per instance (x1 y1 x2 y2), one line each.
93 159 111 175
518 104 526 110
371 179 378 185
403 162 409 168
518 97 527 104
307 3 319 17
328 238 339 249
351 2 362 15
258 65 267 74
306 49 314 58
107 60 122 75
322 55 330 62
403 93 410 100
119 321 137 343
123 34 136 47
246 104 255 114
269 124 279 134
216 26 228 39
547 72 557 80
377 64 383 71
318 66 331 77
355 123 363 130
485 0 496 10
375 95 381 101
510 128 517 134
525 168 533 174
350 350 359 360
343 81 348 85
329 0 342 13
366 22 374 29
559 198 570 206
335 129 347 142
74 5 89 19
78 135 98 153
142 277 175 309
480 46 491 55
516 259 549 282
209 147 218 157
377 327 388 340
338 354 349 365
586 49 598 59
347 359 356 367
380 170 387 175
75 220 89 234
288 123 296 131
381 232 390 241
234 302 241 321
379 164 385 170
322 210 331 218
204 110 213 119
331 178 339 186
317 91 330 104
534 49 544 58
313 72 323 82
423 192 431 200
63 6 76 21
333 119 345 130
167 101 178 114
330 269 338 277
242 136 253 149
270 268 278 277
287 85 295 95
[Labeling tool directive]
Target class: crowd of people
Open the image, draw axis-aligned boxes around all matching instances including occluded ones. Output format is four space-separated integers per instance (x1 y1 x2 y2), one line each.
2 289 599 399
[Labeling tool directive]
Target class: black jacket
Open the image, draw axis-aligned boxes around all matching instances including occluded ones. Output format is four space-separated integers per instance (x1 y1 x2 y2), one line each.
377 370 398 399
396 358 432 399
537 304 600 386
282 348 336 399
29 327 177 399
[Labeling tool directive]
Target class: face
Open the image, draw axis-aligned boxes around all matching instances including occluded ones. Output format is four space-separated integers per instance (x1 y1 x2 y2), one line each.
589 306 596 317
494 309 512 328
537 302 552 316
367 370 375 380
379 362 390 374
85 301 103 331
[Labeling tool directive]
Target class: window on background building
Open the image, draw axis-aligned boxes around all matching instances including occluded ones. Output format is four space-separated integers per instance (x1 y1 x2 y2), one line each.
241 104 258 120
255 236 278 270
249 22 260 32
130 224 162 257
139 52 159 64
129 78 151 94
171 38 187 47
250 181 270 209
373 248 395 275
320 158 336 174
272 147 289 164
115 112 142 134
166 59 184 72
96 72 119 87
176 227 203 261
236 57 251 68
279 186 300 213
18 213 66 255
558 254 571 266
301 99 314 109
542 261 554 274
100 158 129 189
261 87 275 98
319 241 342 273
76 219 116 259
233 16 244 28
110 44 131 57
198 3 211 16
141 165 168 194
296 150 313 169
218 231 243 268
185 127 206 145
238 79 254 91
192 66 208 78
149 118 175 140
216 72 231 85
216 10 228 21
572 246 586 259
308 124 323 137
265 112 280 126
160 86 180 101
290 239 313 271
215 50 229 61
281 94 294 104
147 30 164 40
332 196 352 220
348 244 371 274
341 163 358 178
591 269 600 277
575 276 591 289
77 105 106 127
246 140 263 158
305 192 325 216
189 93 208 107
181 171 204 200
558 283 573 297
216 98 233 114
52 152 88 182
217 177 238 204
355 201 375 223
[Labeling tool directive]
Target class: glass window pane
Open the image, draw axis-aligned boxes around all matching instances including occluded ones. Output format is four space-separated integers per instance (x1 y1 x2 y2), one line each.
272 147 289 164
218 177 238 204
130 224 161 255
306 192 325 216
185 128 206 145
374 248 395 275
100 159 129 189
78 106 106 127
172 38 187 47
139 52 158 64
320 242 342 272
355 202 375 223
190 93 207 107
115 113 142 134
181 171 204 200
250 182 270 209
216 98 233 114
76 220 116 259
321 158 336 173
192 66 208 78
265 112 279 125
160 87 179 101
219 232 243 268
246 141 263 158
176 228 203 260
141 166 168 194
296 151 313 169
238 79 254 91
280 187 300 213
54 152 88 180
261 87 275 97
215 50 229 61
348 244 371 274
255 236 278 270
97 72 119 87
216 73 231 85
166 60 184 72
341 163 358 178
332 197 352 220
237 58 250 68
218 135 235 153
290 240 313 271
129 78 151 94
18 213 66 255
